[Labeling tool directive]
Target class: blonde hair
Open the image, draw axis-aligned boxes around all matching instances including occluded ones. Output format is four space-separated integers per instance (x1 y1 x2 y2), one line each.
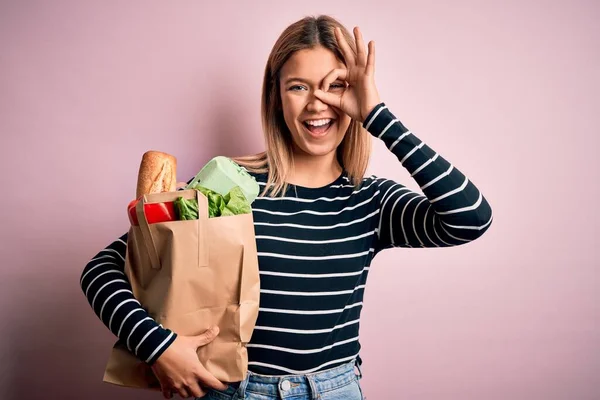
233 15 372 197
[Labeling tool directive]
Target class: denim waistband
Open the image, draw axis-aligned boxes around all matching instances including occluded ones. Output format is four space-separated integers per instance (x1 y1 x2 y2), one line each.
212 359 362 399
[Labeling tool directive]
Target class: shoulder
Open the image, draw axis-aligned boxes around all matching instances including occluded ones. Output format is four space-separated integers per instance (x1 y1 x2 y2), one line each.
340 173 385 197
352 174 386 189
352 174 408 198
243 169 268 188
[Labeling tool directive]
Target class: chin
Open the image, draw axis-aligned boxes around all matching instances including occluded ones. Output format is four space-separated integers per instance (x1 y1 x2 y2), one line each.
294 136 341 159
298 145 338 158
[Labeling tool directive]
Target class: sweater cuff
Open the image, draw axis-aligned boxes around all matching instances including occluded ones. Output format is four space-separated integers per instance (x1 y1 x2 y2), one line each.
362 102 386 128
139 327 178 366
362 102 410 137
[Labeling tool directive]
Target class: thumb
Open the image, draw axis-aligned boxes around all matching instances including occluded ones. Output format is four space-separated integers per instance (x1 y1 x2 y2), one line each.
194 326 220 348
314 89 342 108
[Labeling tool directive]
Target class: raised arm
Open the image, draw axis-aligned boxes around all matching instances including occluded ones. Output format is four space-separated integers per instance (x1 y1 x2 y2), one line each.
364 103 493 250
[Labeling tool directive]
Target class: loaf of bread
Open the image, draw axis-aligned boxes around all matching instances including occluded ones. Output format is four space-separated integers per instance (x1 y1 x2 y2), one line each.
136 151 177 198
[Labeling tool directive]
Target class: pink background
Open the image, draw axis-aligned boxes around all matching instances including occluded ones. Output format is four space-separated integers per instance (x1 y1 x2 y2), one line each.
1 1 598 399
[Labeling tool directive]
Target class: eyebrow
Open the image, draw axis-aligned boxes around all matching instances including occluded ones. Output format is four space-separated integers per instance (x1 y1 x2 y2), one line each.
283 77 312 86
283 77 344 86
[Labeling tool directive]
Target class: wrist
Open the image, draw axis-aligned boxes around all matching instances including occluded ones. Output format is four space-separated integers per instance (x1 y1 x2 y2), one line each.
360 100 383 126
361 101 383 124
145 330 177 366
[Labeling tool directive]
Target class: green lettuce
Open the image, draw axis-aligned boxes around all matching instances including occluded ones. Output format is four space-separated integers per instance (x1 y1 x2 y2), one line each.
221 186 252 216
174 185 251 220
174 193 199 220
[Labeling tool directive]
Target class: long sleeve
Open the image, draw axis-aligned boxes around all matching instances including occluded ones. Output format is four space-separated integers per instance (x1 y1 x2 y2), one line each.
363 102 493 250
80 232 176 365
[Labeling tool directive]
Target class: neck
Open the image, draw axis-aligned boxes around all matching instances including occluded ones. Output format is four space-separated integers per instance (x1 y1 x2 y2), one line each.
287 151 342 188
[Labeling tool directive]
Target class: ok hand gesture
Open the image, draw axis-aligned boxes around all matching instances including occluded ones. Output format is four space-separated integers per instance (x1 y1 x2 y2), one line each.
314 26 381 123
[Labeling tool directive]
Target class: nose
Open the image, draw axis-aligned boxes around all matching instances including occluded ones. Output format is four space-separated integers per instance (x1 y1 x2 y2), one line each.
306 91 328 113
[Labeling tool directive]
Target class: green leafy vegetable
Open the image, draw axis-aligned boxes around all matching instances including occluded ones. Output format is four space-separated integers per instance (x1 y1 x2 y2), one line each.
175 185 251 219
174 195 199 220
195 186 225 217
222 186 251 216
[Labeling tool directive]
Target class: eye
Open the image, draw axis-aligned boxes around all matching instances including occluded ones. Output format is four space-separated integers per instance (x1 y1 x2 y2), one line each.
289 85 307 91
328 82 346 91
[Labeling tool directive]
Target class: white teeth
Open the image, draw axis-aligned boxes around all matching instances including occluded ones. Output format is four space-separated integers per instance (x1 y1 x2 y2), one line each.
305 119 332 127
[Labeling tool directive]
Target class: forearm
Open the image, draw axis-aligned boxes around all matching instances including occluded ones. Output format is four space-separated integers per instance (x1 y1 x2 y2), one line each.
364 103 493 248
80 232 176 364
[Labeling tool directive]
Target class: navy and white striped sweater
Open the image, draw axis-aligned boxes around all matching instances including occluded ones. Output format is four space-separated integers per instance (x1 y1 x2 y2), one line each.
80 103 493 375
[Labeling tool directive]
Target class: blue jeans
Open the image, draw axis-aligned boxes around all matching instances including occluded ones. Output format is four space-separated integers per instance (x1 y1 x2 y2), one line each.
202 359 365 399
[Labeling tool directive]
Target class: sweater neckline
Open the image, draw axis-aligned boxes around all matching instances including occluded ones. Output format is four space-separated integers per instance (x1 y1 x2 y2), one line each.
251 170 349 199
287 170 347 193
286 171 346 199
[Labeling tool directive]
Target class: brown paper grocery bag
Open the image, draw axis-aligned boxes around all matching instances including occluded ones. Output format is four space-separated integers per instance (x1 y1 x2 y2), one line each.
102 189 260 389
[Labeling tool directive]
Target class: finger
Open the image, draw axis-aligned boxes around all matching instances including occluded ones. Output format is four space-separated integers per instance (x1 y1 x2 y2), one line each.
321 68 348 92
176 181 188 189
354 27 367 67
197 369 228 391
176 387 190 398
162 387 173 399
201 375 228 391
155 372 173 399
334 27 355 66
366 41 376 76
314 89 342 109
195 326 219 348
187 381 207 398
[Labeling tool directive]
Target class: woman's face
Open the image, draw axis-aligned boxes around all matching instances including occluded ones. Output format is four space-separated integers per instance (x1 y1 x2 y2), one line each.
278 46 352 161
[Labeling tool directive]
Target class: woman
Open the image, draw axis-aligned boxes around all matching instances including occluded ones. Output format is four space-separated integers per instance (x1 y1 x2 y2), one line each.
81 15 493 399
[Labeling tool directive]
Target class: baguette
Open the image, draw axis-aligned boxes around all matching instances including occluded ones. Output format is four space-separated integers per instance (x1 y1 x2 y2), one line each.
136 151 177 198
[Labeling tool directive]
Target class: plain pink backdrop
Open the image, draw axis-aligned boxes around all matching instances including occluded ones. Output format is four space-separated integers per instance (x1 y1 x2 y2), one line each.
1 1 598 399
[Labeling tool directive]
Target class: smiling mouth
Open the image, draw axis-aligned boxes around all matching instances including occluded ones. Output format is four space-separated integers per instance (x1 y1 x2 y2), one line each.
302 119 336 136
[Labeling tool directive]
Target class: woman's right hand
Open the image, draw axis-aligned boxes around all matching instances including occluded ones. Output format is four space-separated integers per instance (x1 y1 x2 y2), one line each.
151 326 228 399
